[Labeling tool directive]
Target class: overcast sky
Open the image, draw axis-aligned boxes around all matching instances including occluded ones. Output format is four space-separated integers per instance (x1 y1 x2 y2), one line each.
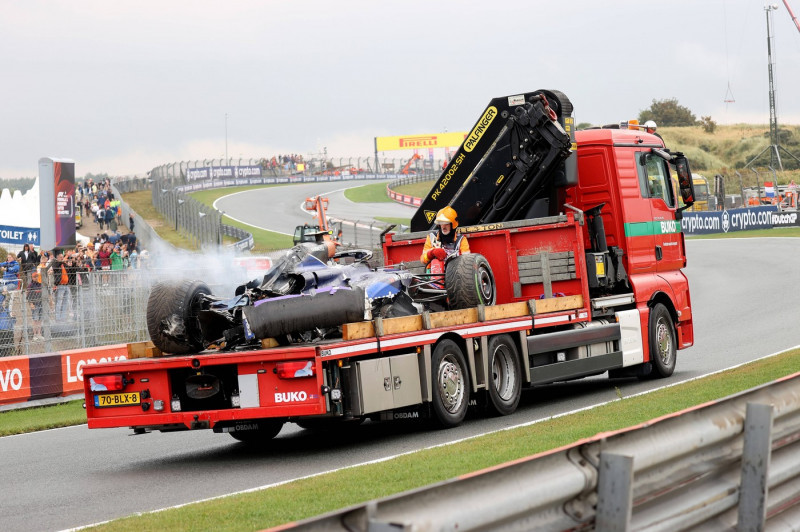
2 0 800 180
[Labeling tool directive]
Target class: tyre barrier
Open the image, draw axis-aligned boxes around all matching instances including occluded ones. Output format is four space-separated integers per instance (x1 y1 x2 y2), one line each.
0 344 128 408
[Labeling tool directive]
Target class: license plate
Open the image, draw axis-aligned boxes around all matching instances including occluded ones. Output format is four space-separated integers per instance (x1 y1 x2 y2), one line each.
93 392 141 408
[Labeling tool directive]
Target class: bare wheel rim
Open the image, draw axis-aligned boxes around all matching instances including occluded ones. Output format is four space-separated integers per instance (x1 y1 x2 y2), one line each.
477 267 494 302
656 316 673 366
437 354 465 413
492 345 517 401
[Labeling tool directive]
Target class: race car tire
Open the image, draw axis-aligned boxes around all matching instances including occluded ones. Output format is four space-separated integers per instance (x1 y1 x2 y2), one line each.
146 280 210 355
445 253 495 309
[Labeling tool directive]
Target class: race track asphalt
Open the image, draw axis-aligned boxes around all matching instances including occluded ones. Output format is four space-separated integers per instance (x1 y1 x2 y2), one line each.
2 201 799 531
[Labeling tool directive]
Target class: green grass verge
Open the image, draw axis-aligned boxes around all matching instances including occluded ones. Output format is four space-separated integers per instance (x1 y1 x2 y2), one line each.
124 186 294 253
0 399 86 436
343 182 394 203
393 180 434 199
123 190 193 250
4 348 794 530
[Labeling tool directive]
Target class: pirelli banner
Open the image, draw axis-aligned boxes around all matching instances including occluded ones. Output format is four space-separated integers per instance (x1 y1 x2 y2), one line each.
375 132 468 152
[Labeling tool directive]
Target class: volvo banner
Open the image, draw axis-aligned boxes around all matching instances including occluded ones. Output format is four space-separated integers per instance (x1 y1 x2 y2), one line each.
38 157 76 250
680 206 777 235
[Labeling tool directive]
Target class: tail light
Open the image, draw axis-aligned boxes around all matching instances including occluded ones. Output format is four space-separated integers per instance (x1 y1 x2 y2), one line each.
89 375 126 392
275 361 315 379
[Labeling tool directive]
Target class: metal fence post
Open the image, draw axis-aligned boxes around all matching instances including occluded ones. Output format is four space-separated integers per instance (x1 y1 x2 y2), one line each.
43 284 52 352
76 282 84 349
596 452 633 532
21 290 30 356
737 402 774 531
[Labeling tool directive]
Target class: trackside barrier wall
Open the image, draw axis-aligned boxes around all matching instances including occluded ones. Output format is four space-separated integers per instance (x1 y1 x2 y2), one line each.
280 372 800 531
382 188 800 234
0 344 128 407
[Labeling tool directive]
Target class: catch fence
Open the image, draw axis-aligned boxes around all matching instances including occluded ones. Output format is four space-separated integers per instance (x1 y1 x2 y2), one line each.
111 157 442 254
0 269 241 358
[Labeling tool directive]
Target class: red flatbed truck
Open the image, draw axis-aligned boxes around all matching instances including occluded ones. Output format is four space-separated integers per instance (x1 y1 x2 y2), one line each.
83 90 696 440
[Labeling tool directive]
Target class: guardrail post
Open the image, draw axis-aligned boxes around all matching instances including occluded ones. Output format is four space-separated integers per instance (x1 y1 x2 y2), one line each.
596 452 633 532
737 402 774 531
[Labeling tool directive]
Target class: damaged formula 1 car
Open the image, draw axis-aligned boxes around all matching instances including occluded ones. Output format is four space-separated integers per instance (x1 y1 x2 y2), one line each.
146 241 495 354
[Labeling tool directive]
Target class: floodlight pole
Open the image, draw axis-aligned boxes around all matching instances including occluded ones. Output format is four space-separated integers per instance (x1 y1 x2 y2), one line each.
766 5 780 170
746 4 800 170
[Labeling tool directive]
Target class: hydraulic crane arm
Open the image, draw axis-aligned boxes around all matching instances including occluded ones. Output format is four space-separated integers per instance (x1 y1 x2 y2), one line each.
409 90 575 232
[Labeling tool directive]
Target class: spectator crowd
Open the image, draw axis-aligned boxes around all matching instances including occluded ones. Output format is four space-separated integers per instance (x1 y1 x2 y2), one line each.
263 154 305 173
0 176 152 354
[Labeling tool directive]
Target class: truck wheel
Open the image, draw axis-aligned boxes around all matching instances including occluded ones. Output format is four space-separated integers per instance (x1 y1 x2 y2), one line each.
146 280 210 355
487 334 522 416
431 339 470 427
648 303 676 378
229 420 284 443
445 253 495 310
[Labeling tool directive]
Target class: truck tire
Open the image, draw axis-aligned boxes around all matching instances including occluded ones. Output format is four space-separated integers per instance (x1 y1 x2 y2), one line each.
146 280 210 355
445 253 495 310
431 339 470 427
648 303 676 378
229 419 284 443
487 334 522 416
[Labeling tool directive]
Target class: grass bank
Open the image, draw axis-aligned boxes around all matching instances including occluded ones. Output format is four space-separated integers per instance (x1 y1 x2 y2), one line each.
0 399 86 436
124 186 294 253
343 182 394 203
393 180 433 199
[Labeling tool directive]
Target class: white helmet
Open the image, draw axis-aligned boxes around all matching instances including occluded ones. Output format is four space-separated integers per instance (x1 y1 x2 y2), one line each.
644 120 657 131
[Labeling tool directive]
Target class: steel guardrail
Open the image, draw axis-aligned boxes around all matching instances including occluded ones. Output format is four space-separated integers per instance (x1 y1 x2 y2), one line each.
278 372 800 531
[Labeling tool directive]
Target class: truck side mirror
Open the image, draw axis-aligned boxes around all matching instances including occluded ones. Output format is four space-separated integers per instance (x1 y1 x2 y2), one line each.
672 153 696 210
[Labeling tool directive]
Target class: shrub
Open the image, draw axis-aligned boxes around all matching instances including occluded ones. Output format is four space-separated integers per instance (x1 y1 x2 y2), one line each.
700 116 717 133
